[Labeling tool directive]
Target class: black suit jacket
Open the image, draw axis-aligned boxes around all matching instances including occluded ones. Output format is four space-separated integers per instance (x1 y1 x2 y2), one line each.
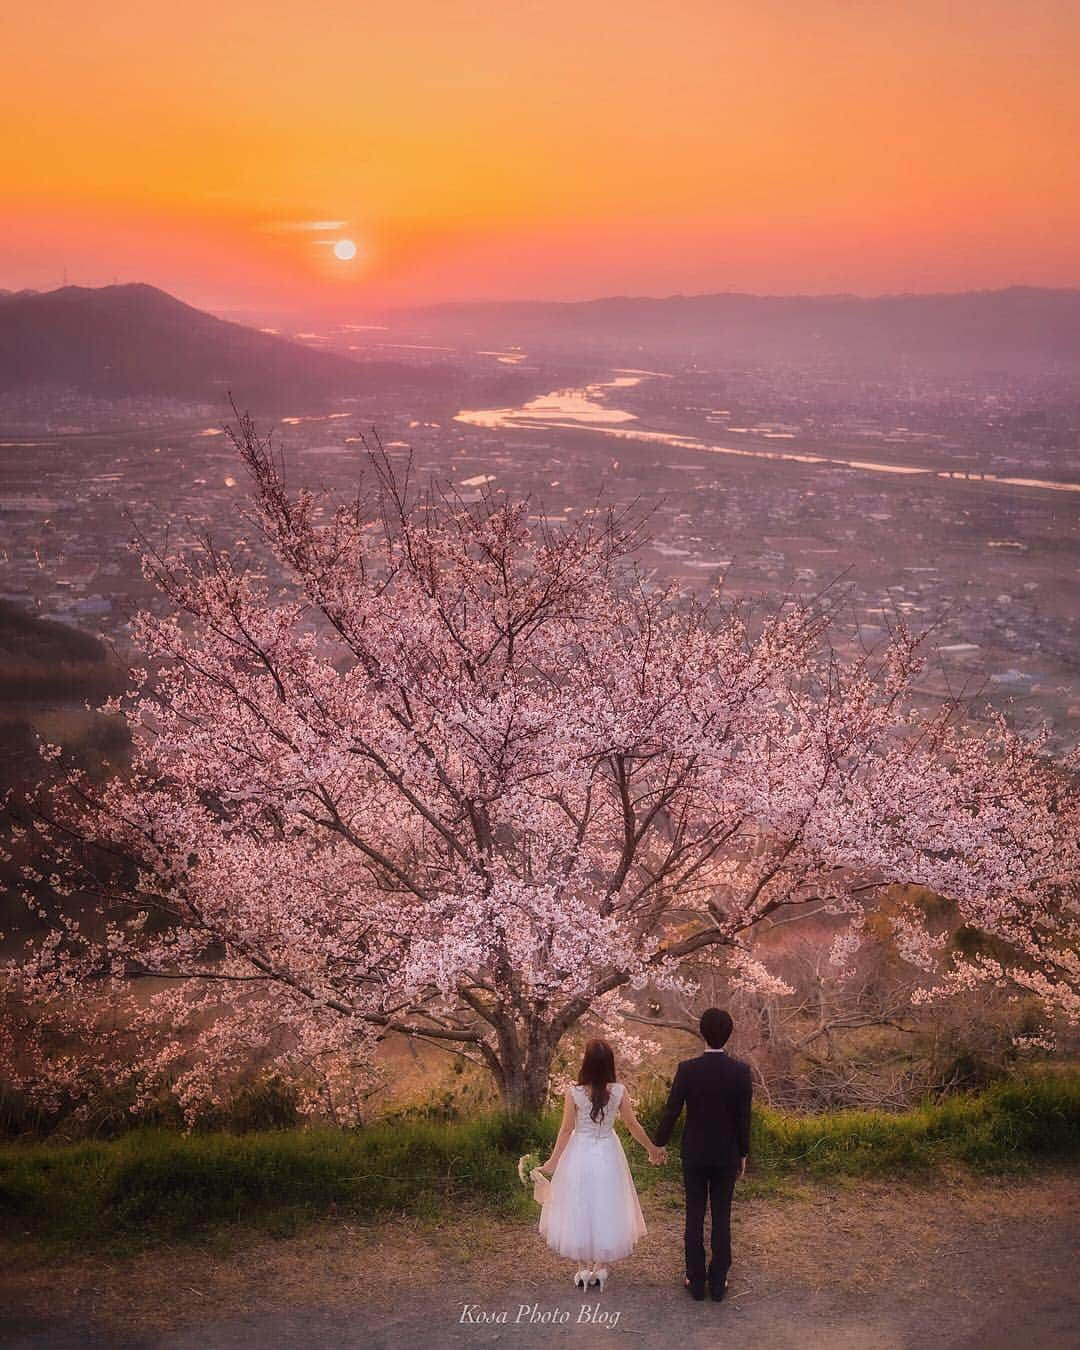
654 1051 752 1169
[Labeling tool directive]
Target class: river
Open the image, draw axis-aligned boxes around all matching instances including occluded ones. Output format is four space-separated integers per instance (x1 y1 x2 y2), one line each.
455 372 1080 495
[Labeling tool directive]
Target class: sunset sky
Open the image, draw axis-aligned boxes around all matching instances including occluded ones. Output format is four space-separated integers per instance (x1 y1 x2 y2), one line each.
3 0 1078 318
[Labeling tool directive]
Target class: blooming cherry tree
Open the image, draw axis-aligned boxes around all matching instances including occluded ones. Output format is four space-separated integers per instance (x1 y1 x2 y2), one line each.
3 416 1077 1118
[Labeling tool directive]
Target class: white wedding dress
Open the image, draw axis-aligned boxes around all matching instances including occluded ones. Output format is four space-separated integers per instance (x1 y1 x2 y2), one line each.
538 1082 647 1262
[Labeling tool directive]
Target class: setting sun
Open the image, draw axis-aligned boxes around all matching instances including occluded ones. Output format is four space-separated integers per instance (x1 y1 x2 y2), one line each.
2 0 1078 312
332 239 357 262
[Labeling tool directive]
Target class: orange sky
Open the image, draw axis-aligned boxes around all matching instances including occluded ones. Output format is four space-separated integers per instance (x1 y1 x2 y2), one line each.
2 0 1078 316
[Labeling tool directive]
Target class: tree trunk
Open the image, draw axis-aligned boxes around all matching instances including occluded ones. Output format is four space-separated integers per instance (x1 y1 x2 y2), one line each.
491 1018 557 1114
499 1051 554 1114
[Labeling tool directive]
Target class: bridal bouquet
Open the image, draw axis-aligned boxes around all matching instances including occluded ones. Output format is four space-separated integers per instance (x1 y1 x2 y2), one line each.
517 1152 550 1205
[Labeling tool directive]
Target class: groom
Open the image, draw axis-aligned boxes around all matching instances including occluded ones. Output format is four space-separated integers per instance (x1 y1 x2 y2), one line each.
654 1008 752 1302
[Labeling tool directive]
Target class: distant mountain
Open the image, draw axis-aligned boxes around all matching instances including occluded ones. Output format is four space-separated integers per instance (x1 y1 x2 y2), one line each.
0 283 451 406
404 286 1080 373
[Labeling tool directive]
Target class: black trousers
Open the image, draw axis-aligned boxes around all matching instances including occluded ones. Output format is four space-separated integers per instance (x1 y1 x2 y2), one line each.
682 1162 738 1284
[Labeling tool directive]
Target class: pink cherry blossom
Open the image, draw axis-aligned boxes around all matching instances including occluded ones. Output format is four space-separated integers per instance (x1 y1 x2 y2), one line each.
3 415 1077 1119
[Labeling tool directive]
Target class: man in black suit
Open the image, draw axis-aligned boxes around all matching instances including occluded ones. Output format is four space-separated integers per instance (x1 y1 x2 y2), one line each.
654 1007 752 1301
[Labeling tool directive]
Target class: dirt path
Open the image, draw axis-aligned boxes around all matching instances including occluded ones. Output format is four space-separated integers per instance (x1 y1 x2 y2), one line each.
4 1174 1078 1349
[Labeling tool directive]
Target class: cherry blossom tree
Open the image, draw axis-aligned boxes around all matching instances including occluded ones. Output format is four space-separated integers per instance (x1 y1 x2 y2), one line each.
3 415 1077 1118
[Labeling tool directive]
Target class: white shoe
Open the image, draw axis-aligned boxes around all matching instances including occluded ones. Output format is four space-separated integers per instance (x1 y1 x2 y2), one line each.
590 1267 609 1292
574 1268 590 1290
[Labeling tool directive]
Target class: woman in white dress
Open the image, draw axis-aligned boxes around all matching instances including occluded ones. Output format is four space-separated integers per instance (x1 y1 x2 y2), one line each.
537 1039 663 1291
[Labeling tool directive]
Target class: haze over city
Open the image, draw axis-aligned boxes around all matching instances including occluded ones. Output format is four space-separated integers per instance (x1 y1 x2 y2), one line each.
2 1 1078 763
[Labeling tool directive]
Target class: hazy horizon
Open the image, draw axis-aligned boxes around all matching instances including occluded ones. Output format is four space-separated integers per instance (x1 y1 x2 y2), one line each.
9 260 1080 330
8 278 1080 330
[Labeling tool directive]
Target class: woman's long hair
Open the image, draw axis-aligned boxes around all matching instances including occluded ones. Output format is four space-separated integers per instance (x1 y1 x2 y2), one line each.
577 1039 616 1123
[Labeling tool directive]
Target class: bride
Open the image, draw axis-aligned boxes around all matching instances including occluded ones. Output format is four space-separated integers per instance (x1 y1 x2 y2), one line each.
537 1039 664 1291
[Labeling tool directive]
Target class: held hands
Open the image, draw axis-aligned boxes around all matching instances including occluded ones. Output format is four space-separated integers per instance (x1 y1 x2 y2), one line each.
643 1148 739 1171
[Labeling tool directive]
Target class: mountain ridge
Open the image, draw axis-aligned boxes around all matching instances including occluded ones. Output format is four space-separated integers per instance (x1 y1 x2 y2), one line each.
0 283 452 406
404 283 1080 314
397 285 1080 372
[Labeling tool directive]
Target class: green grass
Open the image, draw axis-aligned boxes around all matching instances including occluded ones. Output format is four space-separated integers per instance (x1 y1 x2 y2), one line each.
746 1073 1080 1177
1 1074 1076 1253
0 1113 544 1251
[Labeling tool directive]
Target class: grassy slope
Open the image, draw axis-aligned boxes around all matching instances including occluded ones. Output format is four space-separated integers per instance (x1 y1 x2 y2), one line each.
1 1075 1076 1252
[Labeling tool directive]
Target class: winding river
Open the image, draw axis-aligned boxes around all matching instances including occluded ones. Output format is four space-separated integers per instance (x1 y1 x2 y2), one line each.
456 373 1080 495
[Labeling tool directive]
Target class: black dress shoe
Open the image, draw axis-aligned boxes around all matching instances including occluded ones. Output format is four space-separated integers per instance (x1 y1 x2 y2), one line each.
708 1278 728 1301
684 1276 706 1301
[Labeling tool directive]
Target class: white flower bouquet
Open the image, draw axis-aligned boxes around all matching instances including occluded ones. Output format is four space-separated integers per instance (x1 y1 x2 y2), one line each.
517 1151 550 1205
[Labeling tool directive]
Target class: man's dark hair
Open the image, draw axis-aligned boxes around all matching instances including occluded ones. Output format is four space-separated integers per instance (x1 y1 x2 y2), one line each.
699 1007 733 1049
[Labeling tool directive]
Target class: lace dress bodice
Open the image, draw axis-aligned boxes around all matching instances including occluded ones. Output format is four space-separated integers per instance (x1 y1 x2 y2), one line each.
570 1081 624 1139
